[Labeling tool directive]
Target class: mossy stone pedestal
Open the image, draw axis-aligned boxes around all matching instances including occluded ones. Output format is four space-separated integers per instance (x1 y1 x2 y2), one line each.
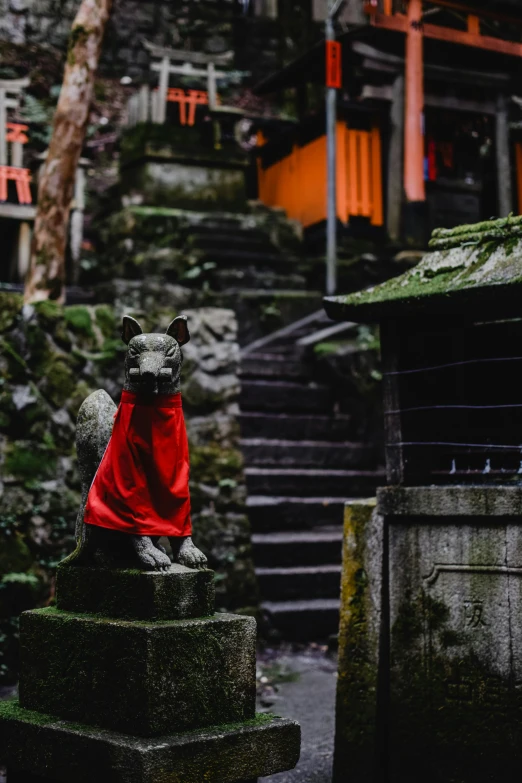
0 564 300 782
119 124 249 213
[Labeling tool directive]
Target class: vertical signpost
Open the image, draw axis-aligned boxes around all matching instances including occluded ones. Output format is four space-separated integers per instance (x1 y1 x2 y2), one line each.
325 1 343 297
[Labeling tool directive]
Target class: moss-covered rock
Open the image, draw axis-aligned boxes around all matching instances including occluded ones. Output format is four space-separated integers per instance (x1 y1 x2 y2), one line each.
0 293 23 333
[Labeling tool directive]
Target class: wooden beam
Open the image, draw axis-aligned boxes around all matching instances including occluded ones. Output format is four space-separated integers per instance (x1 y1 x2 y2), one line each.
423 20 522 57
467 14 479 35
364 6 522 58
424 0 522 27
424 93 496 113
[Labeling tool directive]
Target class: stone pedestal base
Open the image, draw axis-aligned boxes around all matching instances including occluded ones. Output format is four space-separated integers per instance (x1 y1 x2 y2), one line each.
2 565 300 782
0 702 298 783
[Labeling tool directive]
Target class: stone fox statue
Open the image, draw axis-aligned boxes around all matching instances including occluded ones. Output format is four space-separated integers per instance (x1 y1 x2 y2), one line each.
65 314 207 572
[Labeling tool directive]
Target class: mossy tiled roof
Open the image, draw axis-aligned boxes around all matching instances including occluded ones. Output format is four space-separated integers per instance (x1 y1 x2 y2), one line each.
324 216 522 322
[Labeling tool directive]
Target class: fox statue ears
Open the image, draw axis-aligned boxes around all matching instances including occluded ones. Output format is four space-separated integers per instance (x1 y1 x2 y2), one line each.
165 315 190 346
121 315 190 347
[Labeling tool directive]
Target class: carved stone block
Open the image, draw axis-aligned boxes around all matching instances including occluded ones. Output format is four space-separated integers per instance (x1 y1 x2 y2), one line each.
56 564 215 620
19 608 256 737
0 701 300 783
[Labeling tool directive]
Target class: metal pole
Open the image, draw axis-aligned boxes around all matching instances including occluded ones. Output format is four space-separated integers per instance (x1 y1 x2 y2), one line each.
326 8 337 297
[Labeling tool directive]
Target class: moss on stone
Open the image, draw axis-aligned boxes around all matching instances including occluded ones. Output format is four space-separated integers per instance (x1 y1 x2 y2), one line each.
34 300 61 327
189 444 244 484
0 293 22 332
326 217 522 321
4 443 56 480
0 533 33 575
40 356 77 408
334 500 380 782
64 306 94 338
0 701 300 783
94 305 116 339
19 607 256 737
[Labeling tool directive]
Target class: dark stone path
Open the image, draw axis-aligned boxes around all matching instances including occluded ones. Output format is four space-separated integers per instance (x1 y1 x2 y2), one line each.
258 647 337 783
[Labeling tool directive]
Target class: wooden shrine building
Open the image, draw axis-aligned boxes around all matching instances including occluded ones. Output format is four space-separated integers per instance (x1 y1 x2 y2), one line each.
253 0 522 245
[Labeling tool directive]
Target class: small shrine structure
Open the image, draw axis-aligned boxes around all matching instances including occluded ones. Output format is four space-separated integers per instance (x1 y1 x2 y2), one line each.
0 77 34 281
252 0 522 244
121 44 250 212
0 77 89 288
325 214 522 781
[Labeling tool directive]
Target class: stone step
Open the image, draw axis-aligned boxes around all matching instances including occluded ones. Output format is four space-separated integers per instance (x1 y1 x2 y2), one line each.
240 380 332 413
238 412 356 441
240 353 311 381
186 222 269 240
211 268 307 292
246 496 348 531
240 438 375 469
256 564 342 601
189 232 276 253
245 467 383 497
252 528 343 567
262 598 341 640
201 247 298 272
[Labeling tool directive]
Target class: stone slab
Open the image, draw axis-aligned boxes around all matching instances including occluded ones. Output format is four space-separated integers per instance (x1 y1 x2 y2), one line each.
377 485 522 517
0 701 300 783
56 564 215 621
120 159 247 212
332 500 385 783
388 515 522 781
19 608 256 737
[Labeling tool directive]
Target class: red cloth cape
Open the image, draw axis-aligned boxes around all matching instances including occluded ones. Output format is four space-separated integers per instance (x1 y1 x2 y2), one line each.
84 391 192 537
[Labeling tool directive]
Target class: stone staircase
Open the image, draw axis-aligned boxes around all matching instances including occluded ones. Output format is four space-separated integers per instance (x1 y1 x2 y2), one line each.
239 311 385 641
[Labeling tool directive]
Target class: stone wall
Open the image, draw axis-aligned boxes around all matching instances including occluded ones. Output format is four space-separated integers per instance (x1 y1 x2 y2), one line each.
0 290 257 684
0 0 320 82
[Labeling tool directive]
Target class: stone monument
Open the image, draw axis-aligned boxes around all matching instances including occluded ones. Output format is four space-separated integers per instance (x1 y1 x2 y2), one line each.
325 215 522 782
0 314 300 782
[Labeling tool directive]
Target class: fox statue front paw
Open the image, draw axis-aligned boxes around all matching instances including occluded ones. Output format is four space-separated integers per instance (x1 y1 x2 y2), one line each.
174 536 207 570
131 535 172 571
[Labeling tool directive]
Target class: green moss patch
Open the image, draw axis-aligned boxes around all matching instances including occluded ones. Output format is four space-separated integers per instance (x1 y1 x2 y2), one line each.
64 306 94 338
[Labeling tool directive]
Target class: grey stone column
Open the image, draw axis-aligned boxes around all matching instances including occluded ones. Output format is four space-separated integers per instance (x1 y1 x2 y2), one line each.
496 93 513 218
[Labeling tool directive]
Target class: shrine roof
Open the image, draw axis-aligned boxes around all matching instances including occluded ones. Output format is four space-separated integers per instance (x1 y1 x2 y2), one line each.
324 216 522 323
254 22 522 95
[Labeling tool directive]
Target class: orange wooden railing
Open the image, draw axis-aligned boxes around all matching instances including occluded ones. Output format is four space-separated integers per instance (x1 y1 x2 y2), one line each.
257 123 383 228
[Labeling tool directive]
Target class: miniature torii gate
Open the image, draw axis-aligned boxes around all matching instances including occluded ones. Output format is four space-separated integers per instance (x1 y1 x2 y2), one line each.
127 43 246 128
145 42 233 123
0 77 34 282
0 76 30 166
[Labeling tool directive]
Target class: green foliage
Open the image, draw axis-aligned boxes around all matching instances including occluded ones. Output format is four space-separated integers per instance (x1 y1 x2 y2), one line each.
190 444 243 484
0 293 22 332
182 261 216 280
1 572 39 588
313 341 342 356
356 325 380 352
4 444 57 480
34 300 62 327
94 305 116 338
64 306 94 337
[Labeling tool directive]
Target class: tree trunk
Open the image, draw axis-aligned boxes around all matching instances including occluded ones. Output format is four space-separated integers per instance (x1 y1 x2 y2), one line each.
24 0 112 304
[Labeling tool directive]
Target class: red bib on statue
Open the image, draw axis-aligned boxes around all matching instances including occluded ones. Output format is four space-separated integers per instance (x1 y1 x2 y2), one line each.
84 391 192 537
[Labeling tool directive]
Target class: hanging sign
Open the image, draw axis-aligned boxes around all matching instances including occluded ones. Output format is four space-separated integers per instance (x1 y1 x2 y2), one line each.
326 40 342 89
